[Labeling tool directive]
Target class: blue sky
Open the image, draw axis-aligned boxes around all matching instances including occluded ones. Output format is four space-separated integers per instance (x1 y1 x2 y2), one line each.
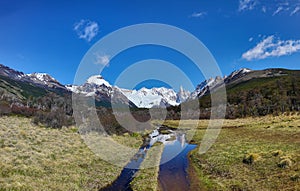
0 0 300 91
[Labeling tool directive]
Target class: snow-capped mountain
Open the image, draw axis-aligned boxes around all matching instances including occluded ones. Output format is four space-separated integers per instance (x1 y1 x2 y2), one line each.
119 87 180 108
0 64 66 91
67 75 136 107
190 76 223 99
67 74 191 108
0 64 25 79
26 73 66 90
86 75 112 87
190 68 252 99
66 75 112 95
224 68 252 84
176 86 190 103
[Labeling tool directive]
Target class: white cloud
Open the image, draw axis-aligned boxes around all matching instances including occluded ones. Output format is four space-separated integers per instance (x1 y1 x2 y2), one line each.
273 6 284 15
94 54 110 66
190 12 207 18
249 37 254 42
290 6 300 15
238 0 299 16
238 0 257 12
242 35 300 61
74 19 99 42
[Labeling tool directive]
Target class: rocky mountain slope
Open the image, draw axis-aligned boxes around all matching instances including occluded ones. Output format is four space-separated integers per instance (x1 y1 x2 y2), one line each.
1 63 299 117
67 75 191 108
189 68 252 99
185 68 300 118
0 64 66 92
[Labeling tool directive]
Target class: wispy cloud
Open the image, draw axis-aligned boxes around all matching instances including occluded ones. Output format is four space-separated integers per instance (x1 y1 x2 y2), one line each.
190 11 207 18
242 35 300 61
290 6 300 15
238 0 257 12
74 19 99 42
273 6 284 16
94 53 110 66
238 0 300 16
249 37 254 42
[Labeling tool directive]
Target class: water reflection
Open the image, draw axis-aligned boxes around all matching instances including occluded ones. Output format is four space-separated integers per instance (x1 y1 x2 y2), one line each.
101 127 196 191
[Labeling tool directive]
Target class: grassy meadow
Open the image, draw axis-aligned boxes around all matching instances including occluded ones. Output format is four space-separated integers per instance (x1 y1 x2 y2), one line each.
163 114 300 191
0 114 299 190
0 116 141 190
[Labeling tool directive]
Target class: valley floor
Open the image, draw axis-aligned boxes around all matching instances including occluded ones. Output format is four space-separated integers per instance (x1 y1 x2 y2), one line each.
163 114 300 191
1 115 299 190
0 116 142 190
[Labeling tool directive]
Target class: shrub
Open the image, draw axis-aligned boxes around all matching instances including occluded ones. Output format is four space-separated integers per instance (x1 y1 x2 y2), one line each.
242 153 260 164
278 156 293 168
33 109 72 129
290 174 300 182
272 150 283 156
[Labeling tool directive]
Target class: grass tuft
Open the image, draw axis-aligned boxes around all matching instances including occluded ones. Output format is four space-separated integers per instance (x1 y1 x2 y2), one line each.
272 150 283 156
242 153 260 165
278 156 293 168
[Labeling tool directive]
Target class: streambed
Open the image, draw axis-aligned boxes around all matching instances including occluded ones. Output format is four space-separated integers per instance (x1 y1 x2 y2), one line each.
101 127 196 191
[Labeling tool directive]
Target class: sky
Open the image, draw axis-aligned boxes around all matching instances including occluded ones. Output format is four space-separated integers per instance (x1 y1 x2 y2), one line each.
0 0 300 91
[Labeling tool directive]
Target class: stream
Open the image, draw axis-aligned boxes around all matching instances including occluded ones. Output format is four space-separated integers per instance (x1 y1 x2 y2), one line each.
101 126 196 191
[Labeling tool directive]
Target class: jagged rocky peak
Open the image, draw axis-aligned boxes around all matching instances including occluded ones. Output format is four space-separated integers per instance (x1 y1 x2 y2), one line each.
177 86 190 103
27 73 58 83
25 72 66 90
224 68 252 83
119 86 179 108
189 76 224 99
189 68 253 99
0 64 25 79
0 64 66 90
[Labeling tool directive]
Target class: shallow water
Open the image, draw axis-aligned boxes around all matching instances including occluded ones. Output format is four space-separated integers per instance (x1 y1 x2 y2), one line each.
101 128 196 191
159 138 197 191
100 147 148 191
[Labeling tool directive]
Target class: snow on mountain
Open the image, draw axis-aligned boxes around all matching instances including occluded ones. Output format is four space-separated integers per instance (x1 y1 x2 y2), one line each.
66 75 113 95
67 74 190 108
27 73 57 84
0 64 25 79
86 75 111 87
190 76 223 99
119 87 179 108
224 68 252 84
190 68 252 99
26 72 66 90
176 86 190 103
0 64 66 90
66 85 79 93
66 68 253 107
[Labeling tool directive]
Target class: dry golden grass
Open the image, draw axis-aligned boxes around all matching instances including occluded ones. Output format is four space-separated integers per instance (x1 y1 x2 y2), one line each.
0 116 142 190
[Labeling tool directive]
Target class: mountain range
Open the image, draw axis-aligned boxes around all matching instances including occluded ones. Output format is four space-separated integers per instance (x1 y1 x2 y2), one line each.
0 63 253 108
1 63 299 113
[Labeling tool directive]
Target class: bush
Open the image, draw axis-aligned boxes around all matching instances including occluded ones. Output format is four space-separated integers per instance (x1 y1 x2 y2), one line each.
242 153 260 165
290 174 300 182
272 150 283 157
33 109 73 129
278 156 293 168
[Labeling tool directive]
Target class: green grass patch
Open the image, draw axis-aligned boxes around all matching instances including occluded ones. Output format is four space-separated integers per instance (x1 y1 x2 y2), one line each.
180 115 300 190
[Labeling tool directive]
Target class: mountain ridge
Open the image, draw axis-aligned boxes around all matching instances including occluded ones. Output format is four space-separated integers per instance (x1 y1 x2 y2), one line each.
1 63 300 113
